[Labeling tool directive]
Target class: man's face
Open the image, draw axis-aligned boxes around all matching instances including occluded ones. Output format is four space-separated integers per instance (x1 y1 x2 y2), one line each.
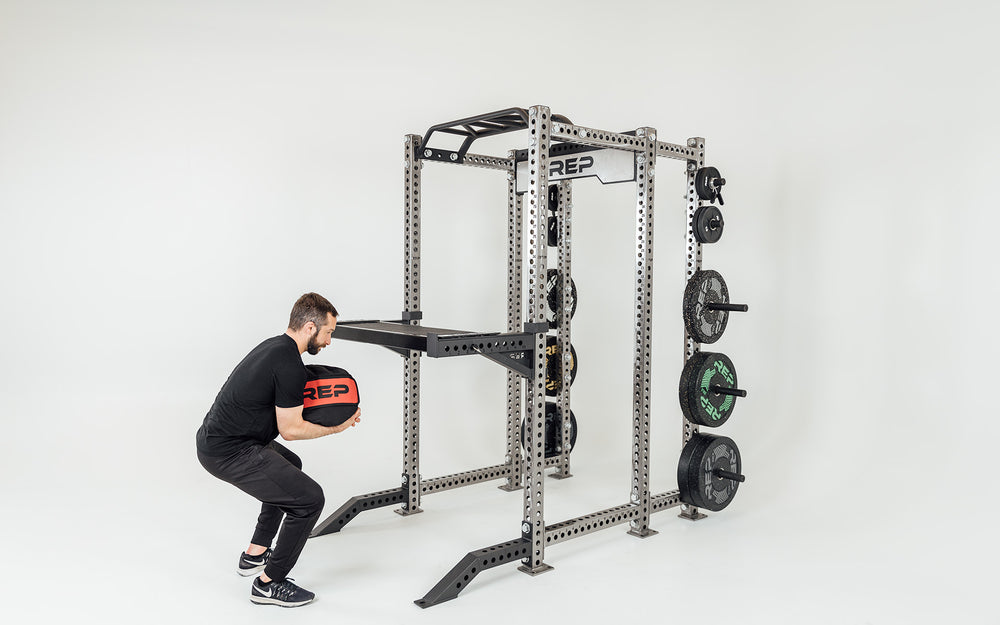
306 313 337 355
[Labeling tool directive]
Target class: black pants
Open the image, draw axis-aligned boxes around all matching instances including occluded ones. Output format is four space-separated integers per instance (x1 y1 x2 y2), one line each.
198 440 324 581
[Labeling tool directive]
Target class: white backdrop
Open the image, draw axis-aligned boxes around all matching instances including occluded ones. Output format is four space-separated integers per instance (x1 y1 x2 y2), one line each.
2 1 998 623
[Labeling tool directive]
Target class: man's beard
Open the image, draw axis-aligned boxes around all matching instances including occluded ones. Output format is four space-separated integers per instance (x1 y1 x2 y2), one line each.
306 328 323 355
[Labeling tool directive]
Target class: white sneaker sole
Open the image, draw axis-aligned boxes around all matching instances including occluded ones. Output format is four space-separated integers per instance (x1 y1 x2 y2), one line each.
250 594 315 608
237 563 266 577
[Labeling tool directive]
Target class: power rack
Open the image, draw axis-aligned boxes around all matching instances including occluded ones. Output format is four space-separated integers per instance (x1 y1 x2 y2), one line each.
309 105 747 607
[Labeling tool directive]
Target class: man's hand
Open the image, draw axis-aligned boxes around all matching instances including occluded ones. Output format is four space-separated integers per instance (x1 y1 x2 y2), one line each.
329 408 361 434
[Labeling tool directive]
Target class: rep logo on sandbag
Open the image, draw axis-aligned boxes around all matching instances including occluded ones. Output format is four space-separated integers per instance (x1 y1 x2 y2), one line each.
303 382 357 403
302 364 360 427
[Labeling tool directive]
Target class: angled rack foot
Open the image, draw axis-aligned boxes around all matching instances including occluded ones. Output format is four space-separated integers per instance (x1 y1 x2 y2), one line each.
309 487 407 538
414 538 530 608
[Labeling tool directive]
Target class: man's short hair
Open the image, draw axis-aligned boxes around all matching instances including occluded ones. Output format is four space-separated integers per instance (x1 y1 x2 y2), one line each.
288 293 339 331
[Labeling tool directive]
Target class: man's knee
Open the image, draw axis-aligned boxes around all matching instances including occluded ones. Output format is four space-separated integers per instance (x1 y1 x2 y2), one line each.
301 482 325 516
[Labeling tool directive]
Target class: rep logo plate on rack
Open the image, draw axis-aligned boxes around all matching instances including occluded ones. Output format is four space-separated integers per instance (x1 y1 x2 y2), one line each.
515 147 636 193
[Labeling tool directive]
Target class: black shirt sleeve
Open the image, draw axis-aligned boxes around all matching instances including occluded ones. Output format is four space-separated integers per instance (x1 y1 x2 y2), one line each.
275 357 307 409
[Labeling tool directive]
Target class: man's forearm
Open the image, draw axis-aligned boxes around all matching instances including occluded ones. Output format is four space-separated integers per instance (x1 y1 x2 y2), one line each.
280 419 341 441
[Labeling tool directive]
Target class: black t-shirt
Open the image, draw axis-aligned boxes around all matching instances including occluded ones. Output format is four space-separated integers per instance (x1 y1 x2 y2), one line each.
196 334 306 458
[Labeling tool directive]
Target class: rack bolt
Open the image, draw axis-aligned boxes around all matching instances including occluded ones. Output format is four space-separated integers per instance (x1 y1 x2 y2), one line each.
637 129 645 137
401 475 408 484
404 160 409 169
649 168 655 178
649 133 656 141
450 153 458 161
637 155 646 165
507 172 514 181
522 522 531 534
687 138 697 147
404 136 411 144
424 149 432 157
579 129 588 138
687 162 697 172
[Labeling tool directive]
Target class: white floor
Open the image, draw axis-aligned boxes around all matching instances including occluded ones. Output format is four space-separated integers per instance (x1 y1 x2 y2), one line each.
9 450 994 625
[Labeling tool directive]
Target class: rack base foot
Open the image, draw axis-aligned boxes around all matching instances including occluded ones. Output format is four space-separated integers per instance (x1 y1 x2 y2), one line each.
679 506 707 521
627 527 658 538
414 538 530 608
394 506 423 517
550 471 573 480
497 480 521 492
517 562 554 576
310 487 407 538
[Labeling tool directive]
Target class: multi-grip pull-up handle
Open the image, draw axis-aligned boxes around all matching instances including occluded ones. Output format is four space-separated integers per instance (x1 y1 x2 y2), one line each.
418 107 578 164
418 107 529 164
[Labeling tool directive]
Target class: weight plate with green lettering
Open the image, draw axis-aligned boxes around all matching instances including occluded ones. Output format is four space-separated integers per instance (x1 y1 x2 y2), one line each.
679 351 741 427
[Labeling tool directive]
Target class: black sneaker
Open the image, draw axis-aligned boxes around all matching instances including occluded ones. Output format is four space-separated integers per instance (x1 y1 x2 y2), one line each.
250 577 316 607
237 549 271 577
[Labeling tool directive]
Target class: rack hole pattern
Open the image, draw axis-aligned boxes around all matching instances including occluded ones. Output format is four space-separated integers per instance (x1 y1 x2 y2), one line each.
552 123 641 148
421 466 511 493
441 339 527 354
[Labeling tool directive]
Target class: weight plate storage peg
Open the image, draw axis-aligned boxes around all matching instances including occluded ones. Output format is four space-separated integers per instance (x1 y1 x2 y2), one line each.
546 269 578 329
545 335 578 396
678 351 746 427
677 433 744 512
693 205 724 244
695 166 726 205
520 402 578 458
683 270 748 344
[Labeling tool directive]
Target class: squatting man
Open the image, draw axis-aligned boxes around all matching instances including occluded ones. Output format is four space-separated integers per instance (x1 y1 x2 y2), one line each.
196 293 359 607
